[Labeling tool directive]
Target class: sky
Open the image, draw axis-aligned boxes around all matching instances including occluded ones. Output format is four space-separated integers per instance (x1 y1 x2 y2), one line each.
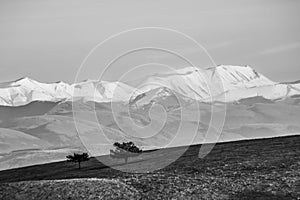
0 0 300 83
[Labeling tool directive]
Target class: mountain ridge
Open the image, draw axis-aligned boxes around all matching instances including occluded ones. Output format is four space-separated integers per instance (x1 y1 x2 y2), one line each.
0 65 299 106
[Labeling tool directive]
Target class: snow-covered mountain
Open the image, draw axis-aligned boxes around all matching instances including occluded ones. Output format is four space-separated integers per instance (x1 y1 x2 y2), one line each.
0 65 300 106
129 65 300 106
0 77 72 106
0 78 139 106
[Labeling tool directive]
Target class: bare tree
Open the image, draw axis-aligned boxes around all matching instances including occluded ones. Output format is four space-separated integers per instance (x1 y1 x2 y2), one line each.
66 153 90 169
110 141 142 164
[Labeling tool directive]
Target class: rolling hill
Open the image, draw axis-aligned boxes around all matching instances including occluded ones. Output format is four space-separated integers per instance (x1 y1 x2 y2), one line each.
0 136 299 199
0 65 300 170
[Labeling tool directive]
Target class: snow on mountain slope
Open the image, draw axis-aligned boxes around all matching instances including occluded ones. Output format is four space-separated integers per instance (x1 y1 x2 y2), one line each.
132 65 273 97
0 78 139 106
213 65 274 90
72 80 138 102
0 65 299 106
0 78 72 106
214 81 300 102
130 65 300 105
129 87 194 109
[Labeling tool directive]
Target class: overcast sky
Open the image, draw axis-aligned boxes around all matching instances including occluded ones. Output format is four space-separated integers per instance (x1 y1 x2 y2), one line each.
0 0 300 83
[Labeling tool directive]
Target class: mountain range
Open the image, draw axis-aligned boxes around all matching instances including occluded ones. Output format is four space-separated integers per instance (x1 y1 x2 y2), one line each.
1 65 300 107
0 65 300 170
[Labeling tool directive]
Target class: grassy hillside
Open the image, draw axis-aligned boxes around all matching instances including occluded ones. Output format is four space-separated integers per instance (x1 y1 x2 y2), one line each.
0 135 299 199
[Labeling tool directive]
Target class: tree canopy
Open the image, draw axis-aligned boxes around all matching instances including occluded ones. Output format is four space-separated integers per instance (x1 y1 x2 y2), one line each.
66 153 90 169
110 141 142 164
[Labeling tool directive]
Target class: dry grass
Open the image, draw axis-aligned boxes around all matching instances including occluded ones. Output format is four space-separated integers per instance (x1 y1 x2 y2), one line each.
0 178 140 200
0 135 299 199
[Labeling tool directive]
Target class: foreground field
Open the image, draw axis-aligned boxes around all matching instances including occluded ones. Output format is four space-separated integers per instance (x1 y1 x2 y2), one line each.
0 135 299 199
0 179 140 200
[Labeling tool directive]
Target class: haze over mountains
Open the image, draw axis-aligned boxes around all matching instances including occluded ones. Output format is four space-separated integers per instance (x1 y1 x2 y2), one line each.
0 65 300 170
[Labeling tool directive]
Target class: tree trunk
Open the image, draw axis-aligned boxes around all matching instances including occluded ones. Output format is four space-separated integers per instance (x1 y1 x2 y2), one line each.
78 161 81 170
124 157 128 164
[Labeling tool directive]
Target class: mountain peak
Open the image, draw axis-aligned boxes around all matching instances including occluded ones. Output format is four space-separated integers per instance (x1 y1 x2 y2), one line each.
130 64 280 103
0 65 299 106
12 77 43 87
14 77 32 82
281 80 300 85
206 64 250 70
